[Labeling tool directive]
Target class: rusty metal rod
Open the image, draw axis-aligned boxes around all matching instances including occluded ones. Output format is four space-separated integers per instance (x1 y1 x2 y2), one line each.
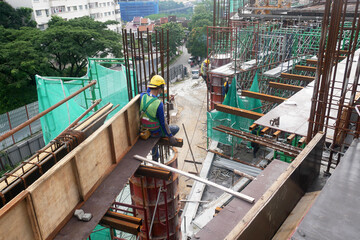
133 155 255 203
0 81 96 142
182 123 199 174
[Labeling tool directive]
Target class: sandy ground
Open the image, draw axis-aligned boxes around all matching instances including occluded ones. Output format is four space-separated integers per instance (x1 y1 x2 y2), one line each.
169 76 208 199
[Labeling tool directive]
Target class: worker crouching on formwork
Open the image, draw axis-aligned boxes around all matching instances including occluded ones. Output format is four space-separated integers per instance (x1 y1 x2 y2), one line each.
139 75 179 161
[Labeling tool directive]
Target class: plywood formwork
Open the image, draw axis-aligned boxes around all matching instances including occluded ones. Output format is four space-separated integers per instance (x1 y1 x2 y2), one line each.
0 95 148 240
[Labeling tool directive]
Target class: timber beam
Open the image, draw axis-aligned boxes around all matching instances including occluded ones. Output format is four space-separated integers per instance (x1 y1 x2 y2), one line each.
241 90 286 104
100 216 140 235
134 165 172 180
269 82 304 92
306 59 318 65
281 73 315 82
215 104 264 120
295 65 317 72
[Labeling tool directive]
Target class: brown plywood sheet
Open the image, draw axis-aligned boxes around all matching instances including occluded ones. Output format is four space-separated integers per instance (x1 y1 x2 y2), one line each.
0 192 39 240
75 129 113 196
29 159 81 239
54 137 158 240
111 114 131 161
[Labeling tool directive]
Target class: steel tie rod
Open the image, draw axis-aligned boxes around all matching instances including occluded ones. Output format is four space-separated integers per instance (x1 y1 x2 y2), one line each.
133 155 255 204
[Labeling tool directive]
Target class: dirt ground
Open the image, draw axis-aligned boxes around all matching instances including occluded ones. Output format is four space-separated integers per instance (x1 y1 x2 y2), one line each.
169 76 208 199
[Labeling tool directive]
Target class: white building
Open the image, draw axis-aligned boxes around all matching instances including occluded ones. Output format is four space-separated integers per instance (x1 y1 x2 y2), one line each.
5 0 122 32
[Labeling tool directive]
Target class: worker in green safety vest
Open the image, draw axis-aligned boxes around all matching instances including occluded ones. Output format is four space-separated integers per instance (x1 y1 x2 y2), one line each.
140 75 179 160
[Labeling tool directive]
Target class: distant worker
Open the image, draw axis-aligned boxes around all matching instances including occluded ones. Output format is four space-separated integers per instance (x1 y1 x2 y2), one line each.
222 77 232 98
200 59 210 83
140 75 179 161
251 126 261 158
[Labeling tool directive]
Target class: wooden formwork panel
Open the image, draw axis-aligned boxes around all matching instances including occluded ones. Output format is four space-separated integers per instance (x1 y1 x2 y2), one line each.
75 129 113 196
0 95 142 240
0 192 40 240
29 158 81 239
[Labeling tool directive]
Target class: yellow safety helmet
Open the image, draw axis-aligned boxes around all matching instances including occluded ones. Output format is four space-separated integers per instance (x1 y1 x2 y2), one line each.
149 75 165 88
204 59 210 64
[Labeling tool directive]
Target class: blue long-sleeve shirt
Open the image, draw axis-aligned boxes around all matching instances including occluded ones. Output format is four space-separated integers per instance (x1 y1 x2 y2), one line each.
140 90 172 137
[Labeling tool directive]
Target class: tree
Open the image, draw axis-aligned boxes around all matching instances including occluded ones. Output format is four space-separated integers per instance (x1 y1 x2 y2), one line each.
186 0 213 57
0 27 54 112
40 16 122 77
0 2 36 29
153 22 185 57
186 27 208 58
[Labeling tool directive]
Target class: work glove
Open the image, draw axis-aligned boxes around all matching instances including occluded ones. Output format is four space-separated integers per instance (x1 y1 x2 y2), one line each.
169 136 177 145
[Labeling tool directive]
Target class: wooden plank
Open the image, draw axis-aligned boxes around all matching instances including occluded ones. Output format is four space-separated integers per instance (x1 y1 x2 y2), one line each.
295 65 317 72
269 82 304 92
126 99 140 146
70 157 85 201
54 137 158 240
28 158 81 239
75 128 113 196
224 133 324 240
241 90 286 104
298 137 306 147
111 113 131 162
249 123 257 131
306 59 318 65
0 191 39 240
215 104 264 120
260 127 270 135
287 133 296 143
25 193 42 240
272 191 320 240
281 73 315 82
273 130 281 138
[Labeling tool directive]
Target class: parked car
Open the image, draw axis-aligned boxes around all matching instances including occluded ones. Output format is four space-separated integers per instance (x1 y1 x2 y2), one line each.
192 69 200 79
188 56 196 64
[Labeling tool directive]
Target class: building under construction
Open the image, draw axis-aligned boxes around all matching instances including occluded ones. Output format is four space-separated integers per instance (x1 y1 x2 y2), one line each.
0 0 360 239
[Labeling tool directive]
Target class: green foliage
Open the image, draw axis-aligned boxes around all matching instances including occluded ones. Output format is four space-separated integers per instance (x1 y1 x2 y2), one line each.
154 22 185 57
0 2 36 29
186 0 213 57
146 13 168 20
40 16 122 77
159 1 185 11
186 27 207 58
0 16 122 112
0 26 54 113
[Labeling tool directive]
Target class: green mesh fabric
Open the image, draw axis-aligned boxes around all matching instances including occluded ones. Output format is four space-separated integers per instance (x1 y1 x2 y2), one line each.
88 225 112 240
37 58 137 144
207 72 262 145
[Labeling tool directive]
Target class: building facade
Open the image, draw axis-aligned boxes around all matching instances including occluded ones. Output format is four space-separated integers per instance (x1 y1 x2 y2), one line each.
5 0 122 32
119 0 159 22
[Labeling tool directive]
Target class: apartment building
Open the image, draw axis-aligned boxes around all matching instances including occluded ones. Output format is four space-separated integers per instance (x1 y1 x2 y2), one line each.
6 0 122 32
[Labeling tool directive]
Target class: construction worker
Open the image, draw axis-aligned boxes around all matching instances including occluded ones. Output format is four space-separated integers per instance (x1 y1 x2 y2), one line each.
251 126 261 158
222 77 232 98
200 59 210 83
140 75 179 160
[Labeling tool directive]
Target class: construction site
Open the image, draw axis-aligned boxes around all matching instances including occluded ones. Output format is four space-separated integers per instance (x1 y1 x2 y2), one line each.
1 0 360 239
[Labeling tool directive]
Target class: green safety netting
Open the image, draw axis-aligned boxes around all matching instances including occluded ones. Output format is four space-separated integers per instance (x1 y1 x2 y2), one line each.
88 225 113 240
36 58 137 144
207 72 262 145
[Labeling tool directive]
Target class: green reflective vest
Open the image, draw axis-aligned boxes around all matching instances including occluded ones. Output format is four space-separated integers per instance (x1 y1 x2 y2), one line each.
140 94 161 130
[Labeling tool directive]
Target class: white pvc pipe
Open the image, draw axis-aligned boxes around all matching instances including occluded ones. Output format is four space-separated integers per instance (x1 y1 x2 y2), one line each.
133 155 255 204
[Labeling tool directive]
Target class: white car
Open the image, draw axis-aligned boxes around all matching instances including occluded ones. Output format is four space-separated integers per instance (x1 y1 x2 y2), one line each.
192 69 200 79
